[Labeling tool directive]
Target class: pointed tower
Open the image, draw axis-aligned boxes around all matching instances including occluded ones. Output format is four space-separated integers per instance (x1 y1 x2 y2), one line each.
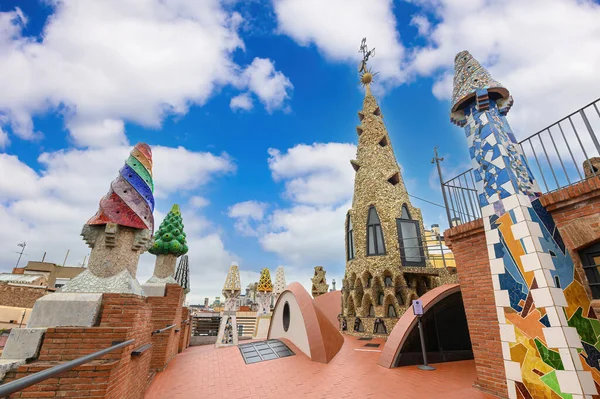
341 41 457 337
311 266 329 298
216 262 241 348
272 266 286 304
450 50 600 398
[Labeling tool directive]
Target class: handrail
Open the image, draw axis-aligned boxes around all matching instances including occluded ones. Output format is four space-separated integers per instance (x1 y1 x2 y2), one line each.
0 339 135 397
152 324 176 335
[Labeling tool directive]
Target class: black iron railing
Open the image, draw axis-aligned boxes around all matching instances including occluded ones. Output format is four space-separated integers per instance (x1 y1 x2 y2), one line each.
0 339 135 397
441 98 600 226
151 324 176 335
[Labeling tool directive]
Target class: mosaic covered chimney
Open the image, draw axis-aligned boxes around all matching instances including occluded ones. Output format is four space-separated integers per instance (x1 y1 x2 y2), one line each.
311 266 329 298
451 50 600 398
174 255 190 300
61 143 155 295
340 67 456 337
216 262 241 348
273 266 286 304
256 268 273 316
146 204 188 285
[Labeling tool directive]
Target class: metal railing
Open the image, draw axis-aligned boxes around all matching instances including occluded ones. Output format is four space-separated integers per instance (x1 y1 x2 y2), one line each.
151 324 176 335
191 315 221 337
441 98 600 225
0 339 135 397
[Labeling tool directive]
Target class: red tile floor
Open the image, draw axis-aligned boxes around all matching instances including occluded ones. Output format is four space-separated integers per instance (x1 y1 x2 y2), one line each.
145 336 496 399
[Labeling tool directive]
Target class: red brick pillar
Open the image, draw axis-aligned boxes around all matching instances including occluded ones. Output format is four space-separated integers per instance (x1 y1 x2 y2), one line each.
445 219 508 398
148 284 184 371
178 307 190 353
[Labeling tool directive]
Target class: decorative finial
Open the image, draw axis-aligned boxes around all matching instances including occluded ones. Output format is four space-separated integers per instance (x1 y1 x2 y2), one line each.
358 37 378 87
148 204 188 256
87 142 154 231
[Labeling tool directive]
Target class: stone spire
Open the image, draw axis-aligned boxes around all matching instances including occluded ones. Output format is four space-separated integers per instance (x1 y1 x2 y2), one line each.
147 204 188 284
311 266 329 298
272 266 286 301
60 143 154 295
174 255 190 295
222 262 241 311
452 51 599 397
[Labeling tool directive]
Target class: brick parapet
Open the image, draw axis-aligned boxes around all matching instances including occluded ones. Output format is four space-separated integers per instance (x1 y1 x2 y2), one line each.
444 220 508 398
148 284 184 371
0 283 47 308
539 177 600 315
5 293 154 399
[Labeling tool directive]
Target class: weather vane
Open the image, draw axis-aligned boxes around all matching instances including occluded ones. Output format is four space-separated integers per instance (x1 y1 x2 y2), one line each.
358 37 375 73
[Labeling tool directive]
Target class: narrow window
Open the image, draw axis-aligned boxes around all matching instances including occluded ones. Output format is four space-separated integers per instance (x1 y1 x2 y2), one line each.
379 137 388 147
397 204 425 266
554 275 561 289
388 172 400 186
366 275 372 288
384 276 393 287
387 304 396 317
367 206 386 256
346 214 355 261
368 304 375 317
378 292 384 305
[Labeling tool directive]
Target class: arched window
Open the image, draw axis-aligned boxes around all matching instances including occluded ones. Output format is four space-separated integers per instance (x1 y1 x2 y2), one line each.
367 206 385 256
384 276 393 287
396 204 425 266
387 304 397 317
368 304 376 317
378 292 384 305
346 213 355 261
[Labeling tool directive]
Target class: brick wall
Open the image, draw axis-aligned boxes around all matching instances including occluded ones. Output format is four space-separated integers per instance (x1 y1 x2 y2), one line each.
540 176 600 314
0 283 46 308
148 284 184 371
5 294 154 399
445 219 508 399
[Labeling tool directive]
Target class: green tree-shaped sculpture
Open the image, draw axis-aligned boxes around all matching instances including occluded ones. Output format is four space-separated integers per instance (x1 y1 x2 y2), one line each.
149 204 189 256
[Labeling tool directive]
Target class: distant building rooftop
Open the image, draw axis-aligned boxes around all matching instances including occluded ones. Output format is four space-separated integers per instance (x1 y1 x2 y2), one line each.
0 273 46 286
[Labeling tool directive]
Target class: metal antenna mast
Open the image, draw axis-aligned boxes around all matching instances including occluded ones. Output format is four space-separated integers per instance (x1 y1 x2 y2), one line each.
15 242 27 268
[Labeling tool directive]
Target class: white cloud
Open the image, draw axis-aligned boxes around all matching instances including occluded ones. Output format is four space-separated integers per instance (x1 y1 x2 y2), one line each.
272 0 405 88
230 93 253 111
410 15 431 37
267 143 356 205
0 2 292 148
0 127 8 149
227 200 268 236
242 58 293 113
188 196 210 209
0 144 237 302
407 0 600 136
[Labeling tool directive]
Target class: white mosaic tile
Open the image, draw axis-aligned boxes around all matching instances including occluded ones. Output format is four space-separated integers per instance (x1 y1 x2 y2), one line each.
559 348 577 371
502 195 520 211
486 229 500 244
549 287 568 307
564 327 584 349
507 380 517 399
578 371 599 395
501 341 511 360
490 258 506 274
494 289 511 307
531 287 554 307
504 360 522 382
521 236 543 254
496 306 506 324
499 323 516 342
491 274 501 290
543 326 568 348
556 370 583 395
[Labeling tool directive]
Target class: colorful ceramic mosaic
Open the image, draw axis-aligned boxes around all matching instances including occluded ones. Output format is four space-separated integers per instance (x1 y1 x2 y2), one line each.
87 142 154 231
257 268 273 292
452 51 600 398
223 262 241 312
175 255 190 295
149 204 188 256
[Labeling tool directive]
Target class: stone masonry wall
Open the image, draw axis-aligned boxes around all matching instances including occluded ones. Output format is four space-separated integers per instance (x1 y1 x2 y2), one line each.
0 283 46 308
445 219 508 399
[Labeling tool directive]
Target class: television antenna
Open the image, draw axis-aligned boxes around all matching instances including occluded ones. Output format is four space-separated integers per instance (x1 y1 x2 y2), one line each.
14 242 28 268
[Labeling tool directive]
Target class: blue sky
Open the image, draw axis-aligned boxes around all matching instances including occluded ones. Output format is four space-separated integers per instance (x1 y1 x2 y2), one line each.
0 0 599 303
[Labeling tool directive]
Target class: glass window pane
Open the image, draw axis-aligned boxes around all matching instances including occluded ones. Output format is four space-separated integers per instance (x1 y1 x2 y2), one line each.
368 226 375 255
400 221 421 262
401 205 410 219
368 207 380 224
348 216 352 231
375 225 385 254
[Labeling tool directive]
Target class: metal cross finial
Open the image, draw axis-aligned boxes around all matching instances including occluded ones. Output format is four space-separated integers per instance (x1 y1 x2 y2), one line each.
358 37 375 73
